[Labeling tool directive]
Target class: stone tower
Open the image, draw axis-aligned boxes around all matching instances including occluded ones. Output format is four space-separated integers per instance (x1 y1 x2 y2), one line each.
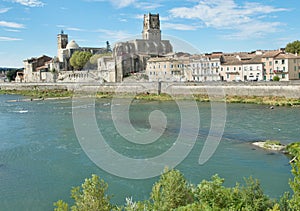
57 30 68 51
142 13 161 41
57 30 68 62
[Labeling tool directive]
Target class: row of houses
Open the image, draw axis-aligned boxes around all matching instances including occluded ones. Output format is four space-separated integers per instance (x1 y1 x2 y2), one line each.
145 50 300 82
18 13 300 83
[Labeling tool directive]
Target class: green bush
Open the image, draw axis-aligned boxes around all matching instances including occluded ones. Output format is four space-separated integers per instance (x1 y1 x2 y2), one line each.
273 76 280 81
54 144 300 211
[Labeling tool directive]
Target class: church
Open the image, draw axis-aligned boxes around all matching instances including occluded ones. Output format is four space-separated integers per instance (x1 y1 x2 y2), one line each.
112 13 173 82
57 31 107 71
22 13 173 83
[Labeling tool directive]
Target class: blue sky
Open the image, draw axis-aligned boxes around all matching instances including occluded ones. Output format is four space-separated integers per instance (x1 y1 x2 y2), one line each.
0 0 300 67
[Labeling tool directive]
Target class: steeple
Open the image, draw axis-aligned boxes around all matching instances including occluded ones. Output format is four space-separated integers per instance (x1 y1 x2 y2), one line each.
142 13 161 41
57 31 68 50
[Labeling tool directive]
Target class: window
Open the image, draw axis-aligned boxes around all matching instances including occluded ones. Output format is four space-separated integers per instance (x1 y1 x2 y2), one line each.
295 66 297 71
227 67 229 71
239 67 241 70
250 66 253 71
275 60 278 64
283 67 285 71
227 74 229 79
269 61 272 66
282 60 285 64
150 72 152 75
282 74 285 79
234 67 236 71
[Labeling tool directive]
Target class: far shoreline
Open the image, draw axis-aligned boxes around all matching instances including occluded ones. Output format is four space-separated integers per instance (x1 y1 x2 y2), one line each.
1 88 300 107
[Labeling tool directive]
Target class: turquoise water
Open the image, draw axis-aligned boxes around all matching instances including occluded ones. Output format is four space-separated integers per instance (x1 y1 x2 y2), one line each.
0 94 298 210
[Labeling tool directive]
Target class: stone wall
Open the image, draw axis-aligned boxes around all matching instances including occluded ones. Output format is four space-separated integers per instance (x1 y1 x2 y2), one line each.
1 81 300 99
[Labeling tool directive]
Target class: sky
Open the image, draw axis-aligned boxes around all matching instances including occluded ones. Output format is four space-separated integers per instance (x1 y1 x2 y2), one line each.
0 0 300 67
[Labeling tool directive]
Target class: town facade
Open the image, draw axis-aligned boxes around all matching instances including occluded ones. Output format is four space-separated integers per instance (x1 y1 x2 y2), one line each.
19 13 300 83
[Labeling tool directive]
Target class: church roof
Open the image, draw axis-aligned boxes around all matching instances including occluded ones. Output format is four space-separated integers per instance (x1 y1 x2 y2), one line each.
66 40 80 49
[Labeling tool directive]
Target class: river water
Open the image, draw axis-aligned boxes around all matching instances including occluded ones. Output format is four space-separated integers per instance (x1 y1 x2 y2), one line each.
0 94 298 210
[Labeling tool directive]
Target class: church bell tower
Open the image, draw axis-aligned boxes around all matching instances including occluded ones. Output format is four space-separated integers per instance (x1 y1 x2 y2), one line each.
57 30 68 62
57 30 68 50
142 13 161 41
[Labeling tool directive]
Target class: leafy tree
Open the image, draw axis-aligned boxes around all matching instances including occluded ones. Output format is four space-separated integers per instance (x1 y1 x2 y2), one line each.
150 168 193 210
273 75 280 81
287 142 300 210
53 200 68 211
285 40 300 54
53 174 112 211
6 69 18 81
89 53 112 67
70 51 93 70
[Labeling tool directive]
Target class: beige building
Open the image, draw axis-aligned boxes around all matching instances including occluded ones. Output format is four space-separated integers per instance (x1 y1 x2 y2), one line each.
97 56 116 82
190 53 222 82
262 50 281 81
272 53 300 81
219 52 263 81
23 55 53 82
146 57 185 82
262 50 300 81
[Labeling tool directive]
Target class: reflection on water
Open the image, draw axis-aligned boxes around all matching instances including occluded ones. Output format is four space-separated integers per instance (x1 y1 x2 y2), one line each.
0 94 297 210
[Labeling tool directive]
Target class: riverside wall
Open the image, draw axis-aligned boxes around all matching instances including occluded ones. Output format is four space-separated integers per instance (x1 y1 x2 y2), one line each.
1 81 300 99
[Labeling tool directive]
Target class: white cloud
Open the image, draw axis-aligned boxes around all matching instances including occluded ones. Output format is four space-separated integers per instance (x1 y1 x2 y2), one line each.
0 21 25 28
169 0 288 39
0 7 11 13
96 29 134 41
66 27 85 32
135 2 162 10
110 0 135 8
163 23 198 31
4 28 21 32
85 0 135 8
10 0 44 7
0 36 22 41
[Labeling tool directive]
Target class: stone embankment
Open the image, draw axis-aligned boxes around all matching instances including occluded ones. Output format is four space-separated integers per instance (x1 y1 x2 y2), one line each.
1 81 300 99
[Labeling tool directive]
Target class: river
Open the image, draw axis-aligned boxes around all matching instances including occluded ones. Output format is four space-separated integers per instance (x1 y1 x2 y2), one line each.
0 94 298 210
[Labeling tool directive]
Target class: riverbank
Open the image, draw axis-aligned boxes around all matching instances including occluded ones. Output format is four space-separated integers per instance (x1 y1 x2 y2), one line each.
2 88 300 106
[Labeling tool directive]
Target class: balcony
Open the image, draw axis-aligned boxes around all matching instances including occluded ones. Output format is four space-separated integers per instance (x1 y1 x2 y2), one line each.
273 70 285 74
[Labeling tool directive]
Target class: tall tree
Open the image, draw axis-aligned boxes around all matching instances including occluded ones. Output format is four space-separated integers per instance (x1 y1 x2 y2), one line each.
106 41 112 53
285 40 300 54
70 51 93 70
53 174 112 211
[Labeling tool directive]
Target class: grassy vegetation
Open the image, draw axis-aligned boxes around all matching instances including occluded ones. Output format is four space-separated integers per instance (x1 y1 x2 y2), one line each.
1 89 300 106
286 142 300 157
0 89 73 99
225 95 300 106
263 140 282 149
